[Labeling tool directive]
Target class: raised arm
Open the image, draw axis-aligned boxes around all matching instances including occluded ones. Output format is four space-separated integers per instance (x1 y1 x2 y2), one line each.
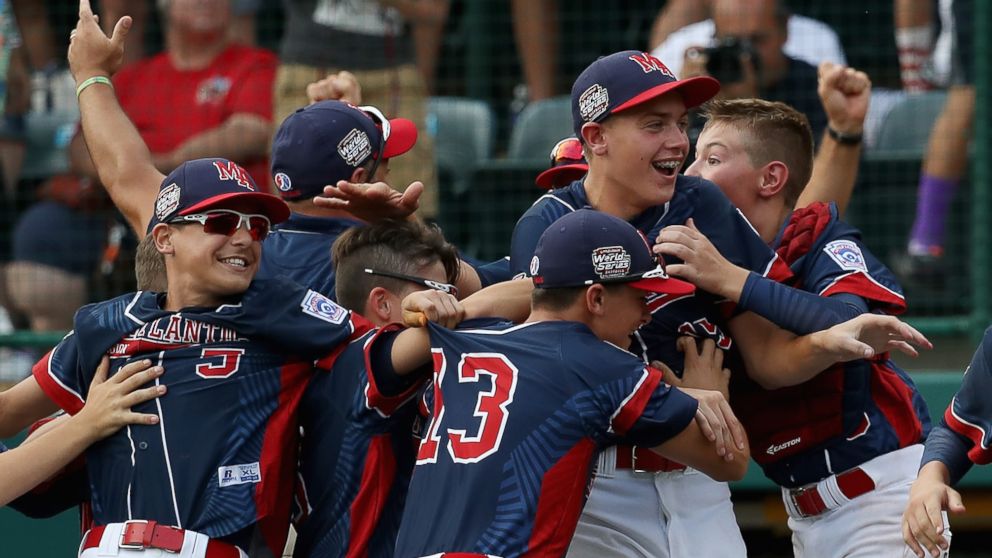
795 62 871 215
68 0 163 233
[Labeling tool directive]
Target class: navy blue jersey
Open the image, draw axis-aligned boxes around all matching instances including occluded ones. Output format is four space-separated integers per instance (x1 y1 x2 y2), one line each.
475 257 514 287
394 320 697 558
293 326 422 558
735 202 930 487
936 329 992 465
510 176 791 374
257 213 362 298
31 279 369 554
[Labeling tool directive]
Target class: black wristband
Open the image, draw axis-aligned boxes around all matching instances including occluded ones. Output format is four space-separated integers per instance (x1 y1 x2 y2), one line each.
827 126 863 145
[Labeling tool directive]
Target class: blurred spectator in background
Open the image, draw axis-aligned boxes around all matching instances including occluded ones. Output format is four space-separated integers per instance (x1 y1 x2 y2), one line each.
0 0 27 195
100 0 262 66
11 0 76 114
894 0 974 286
511 0 658 104
274 0 446 219
650 0 846 81
71 0 276 186
677 0 828 140
5 0 276 337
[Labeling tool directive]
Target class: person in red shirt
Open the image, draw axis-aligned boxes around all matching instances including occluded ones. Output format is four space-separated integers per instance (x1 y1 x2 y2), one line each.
69 0 276 186
4 0 276 340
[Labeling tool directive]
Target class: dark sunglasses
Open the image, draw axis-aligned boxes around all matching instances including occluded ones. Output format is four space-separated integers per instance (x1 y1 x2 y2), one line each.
169 210 271 241
364 268 458 297
549 137 585 167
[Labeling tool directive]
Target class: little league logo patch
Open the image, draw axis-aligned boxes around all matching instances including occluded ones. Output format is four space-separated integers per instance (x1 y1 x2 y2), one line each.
155 183 181 222
338 128 373 167
578 83 610 122
301 289 348 325
274 172 292 192
824 240 868 273
591 246 631 279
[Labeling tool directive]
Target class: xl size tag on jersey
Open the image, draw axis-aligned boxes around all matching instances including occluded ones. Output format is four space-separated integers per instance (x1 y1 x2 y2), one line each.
218 462 261 487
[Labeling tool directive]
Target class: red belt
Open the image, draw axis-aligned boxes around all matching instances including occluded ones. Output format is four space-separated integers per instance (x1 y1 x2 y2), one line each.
82 521 242 557
787 467 876 518
614 445 686 473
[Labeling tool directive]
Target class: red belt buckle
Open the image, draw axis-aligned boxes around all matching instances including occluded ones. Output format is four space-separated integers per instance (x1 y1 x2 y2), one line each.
789 486 827 517
789 467 876 518
120 520 185 553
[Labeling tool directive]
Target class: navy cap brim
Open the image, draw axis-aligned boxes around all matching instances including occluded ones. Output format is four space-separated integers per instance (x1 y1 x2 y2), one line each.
612 75 721 114
535 163 589 189
179 191 291 225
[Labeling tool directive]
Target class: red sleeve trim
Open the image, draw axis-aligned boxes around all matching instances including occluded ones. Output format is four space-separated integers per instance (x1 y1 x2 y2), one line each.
31 349 84 415
611 366 664 436
820 272 907 314
364 323 426 417
765 254 794 283
944 403 992 465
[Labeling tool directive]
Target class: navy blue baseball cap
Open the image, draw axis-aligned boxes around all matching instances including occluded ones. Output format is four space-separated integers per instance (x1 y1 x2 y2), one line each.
530 209 695 295
148 158 291 233
270 100 418 201
571 50 720 139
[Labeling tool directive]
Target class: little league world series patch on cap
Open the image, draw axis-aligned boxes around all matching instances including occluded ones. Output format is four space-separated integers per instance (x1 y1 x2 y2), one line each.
270 100 418 201
571 51 721 138
531 209 695 296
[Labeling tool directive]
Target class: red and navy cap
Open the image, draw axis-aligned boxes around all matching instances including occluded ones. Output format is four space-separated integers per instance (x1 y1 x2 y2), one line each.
530 209 695 296
147 158 290 233
270 100 418 201
571 50 720 139
535 137 589 189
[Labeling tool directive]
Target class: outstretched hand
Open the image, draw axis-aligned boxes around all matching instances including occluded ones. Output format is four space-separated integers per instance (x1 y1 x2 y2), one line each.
817 313 932 361
77 357 165 440
314 180 423 222
68 0 131 82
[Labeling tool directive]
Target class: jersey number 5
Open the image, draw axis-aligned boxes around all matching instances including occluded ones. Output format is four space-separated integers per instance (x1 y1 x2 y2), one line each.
196 348 245 379
417 350 519 464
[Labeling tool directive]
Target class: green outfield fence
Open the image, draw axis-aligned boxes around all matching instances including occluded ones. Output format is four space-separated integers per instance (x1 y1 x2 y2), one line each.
1 0 991 553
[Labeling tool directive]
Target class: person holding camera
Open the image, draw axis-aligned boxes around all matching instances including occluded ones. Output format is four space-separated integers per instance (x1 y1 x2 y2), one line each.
677 0 828 140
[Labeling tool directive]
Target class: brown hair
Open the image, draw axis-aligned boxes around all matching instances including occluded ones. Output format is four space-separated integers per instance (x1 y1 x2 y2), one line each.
700 98 814 207
332 220 461 312
135 234 168 292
